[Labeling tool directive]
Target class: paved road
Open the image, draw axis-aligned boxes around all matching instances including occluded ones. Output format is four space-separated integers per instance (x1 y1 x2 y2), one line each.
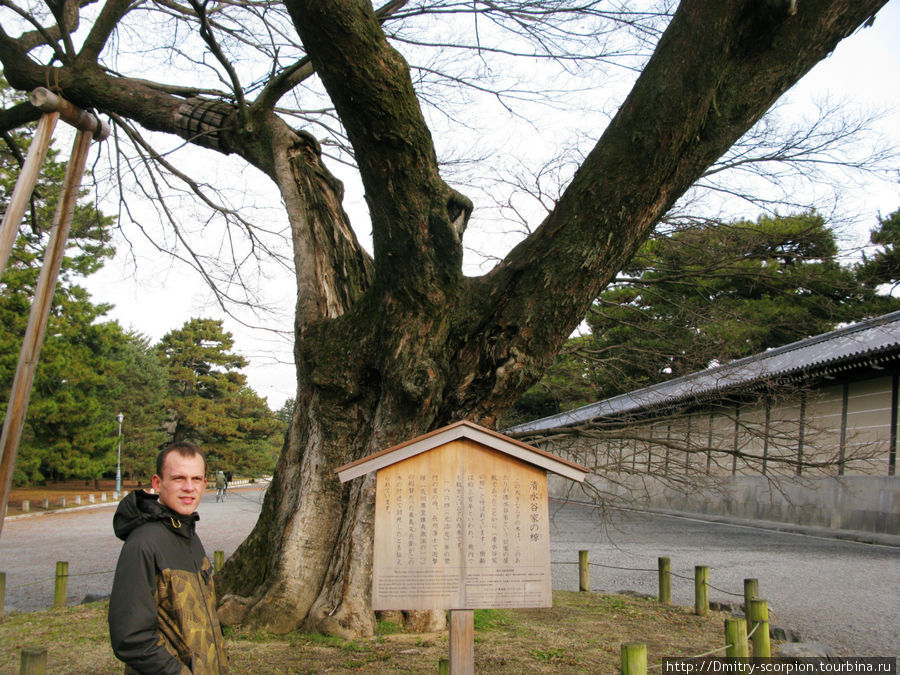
1 489 896 657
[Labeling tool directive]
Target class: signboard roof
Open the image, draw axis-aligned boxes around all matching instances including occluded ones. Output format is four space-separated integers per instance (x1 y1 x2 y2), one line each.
336 420 589 484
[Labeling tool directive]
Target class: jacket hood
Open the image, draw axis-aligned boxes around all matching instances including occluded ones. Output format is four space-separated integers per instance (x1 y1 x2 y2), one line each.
113 490 199 541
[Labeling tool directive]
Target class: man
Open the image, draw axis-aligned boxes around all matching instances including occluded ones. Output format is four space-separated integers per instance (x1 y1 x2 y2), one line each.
215 470 226 502
108 443 228 674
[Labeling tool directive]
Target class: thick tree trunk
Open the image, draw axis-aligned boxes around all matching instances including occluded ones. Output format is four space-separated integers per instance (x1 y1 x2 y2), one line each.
216 0 888 638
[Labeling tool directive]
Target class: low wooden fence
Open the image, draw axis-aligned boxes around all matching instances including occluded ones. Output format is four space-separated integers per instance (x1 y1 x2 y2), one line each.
14 491 121 514
5 550 775 673
570 550 773 673
9 478 262 515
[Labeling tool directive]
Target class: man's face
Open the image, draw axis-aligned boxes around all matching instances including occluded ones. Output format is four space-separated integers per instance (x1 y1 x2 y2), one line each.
151 452 206 517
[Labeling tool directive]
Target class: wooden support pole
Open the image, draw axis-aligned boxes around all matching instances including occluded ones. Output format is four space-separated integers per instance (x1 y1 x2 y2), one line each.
53 561 68 609
694 565 709 616
0 129 94 538
725 617 749 658
743 578 758 630
214 550 225 572
621 642 647 675
579 550 590 592
748 598 771 658
1 571 5 622
658 557 671 604
28 88 110 140
19 646 47 675
0 112 59 280
448 609 474 675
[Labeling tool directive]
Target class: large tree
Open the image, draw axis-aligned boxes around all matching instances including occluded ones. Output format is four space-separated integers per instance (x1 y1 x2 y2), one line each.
0 0 890 637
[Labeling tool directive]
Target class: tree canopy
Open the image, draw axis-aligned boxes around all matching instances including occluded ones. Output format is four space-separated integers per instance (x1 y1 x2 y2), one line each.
858 207 900 292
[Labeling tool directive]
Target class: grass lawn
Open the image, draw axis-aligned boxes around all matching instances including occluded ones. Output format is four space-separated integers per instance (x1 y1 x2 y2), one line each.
0 591 747 673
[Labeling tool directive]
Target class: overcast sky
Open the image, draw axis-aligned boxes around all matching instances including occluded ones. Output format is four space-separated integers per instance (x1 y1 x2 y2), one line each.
80 3 900 411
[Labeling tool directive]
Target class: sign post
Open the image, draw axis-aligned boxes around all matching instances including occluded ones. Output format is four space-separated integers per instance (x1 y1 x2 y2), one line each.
337 420 588 673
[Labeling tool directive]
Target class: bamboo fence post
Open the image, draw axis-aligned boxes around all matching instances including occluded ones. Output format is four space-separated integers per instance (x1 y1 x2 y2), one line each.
743 578 758 633
621 642 647 675
19 646 47 675
743 579 758 612
53 561 69 609
579 550 590 592
0 128 94 538
748 598 771 658
1 571 5 621
0 112 58 280
694 565 709 616
725 617 749 658
214 550 224 572
658 557 671 604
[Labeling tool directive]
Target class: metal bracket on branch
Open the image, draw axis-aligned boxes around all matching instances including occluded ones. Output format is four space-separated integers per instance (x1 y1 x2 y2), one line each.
175 97 236 152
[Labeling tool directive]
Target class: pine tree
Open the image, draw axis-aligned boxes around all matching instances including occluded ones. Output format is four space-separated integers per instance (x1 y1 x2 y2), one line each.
156 318 281 473
506 212 900 420
858 208 900 292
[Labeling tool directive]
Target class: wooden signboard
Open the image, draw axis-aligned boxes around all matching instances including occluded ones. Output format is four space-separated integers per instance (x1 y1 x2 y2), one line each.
372 438 551 610
337 421 588 675
337 421 588 611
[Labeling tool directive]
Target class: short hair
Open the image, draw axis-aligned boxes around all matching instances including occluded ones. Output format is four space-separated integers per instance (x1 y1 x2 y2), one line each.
156 442 206 477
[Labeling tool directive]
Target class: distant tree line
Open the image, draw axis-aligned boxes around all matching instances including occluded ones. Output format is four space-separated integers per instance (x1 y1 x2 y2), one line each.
0 82 285 485
504 208 900 427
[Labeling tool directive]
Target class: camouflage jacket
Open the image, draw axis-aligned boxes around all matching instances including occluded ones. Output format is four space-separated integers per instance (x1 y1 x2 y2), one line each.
108 491 228 674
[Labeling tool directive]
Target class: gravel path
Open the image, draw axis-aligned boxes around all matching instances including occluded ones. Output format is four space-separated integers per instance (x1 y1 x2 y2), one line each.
1 488 896 657
0 486 266 614
547 500 899 658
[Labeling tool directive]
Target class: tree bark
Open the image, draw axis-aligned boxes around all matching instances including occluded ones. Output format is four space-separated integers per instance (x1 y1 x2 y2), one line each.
0 0 887 638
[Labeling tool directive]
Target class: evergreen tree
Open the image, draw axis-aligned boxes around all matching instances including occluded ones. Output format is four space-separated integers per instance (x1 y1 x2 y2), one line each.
858 208 900 291
109 333 170 483
217 387 283 475
156 318 281 473
506 212 900 420
274 398 295 426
